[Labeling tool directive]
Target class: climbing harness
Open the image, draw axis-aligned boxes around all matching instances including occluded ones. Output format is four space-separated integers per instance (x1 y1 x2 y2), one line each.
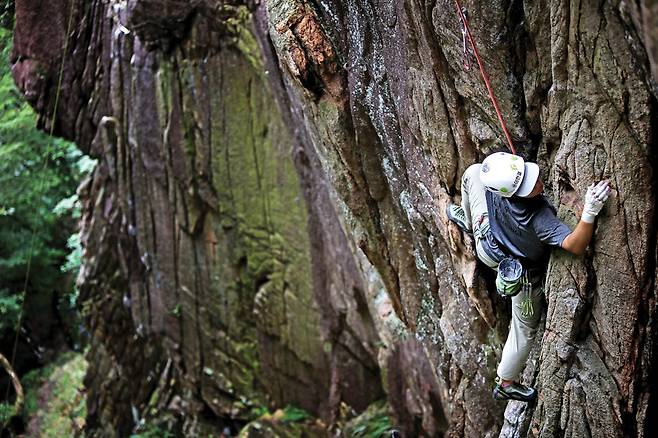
3 0 77 414
452 0 517 154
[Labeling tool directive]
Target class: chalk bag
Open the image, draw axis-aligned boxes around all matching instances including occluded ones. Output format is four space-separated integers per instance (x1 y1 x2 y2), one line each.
495 257 524 297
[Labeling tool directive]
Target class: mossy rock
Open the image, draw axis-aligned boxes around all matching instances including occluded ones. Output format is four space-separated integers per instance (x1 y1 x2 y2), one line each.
22 351 87 437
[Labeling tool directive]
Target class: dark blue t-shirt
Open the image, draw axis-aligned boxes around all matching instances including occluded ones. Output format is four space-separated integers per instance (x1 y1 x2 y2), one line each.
485 191 572 266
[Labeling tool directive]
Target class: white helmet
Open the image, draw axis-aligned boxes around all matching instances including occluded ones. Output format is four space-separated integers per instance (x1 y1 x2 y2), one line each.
479 152 540 197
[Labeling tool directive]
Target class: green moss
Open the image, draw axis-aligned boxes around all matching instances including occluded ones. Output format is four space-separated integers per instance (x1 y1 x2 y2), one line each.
22 351 87 437
234 21 264 73
167 18 322 413
22 353 70 417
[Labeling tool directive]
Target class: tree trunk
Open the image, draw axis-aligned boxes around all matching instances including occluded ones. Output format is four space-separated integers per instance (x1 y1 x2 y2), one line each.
11 0 658 436
0 352 24 419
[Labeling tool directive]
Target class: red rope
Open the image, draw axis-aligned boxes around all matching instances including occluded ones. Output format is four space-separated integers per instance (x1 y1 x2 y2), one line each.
453 0 517 155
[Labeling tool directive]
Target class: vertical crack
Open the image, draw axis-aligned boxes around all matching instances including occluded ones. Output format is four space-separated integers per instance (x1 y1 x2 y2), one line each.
639 93 658 437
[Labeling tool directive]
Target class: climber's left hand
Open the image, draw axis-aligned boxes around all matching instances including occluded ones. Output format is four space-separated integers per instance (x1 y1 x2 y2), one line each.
582 180 610 223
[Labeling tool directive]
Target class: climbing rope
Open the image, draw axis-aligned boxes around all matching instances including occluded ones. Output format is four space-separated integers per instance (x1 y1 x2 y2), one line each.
3 0 77 412
453 0 517 155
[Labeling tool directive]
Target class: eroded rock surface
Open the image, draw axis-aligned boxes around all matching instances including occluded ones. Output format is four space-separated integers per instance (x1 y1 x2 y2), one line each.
12 0 658 437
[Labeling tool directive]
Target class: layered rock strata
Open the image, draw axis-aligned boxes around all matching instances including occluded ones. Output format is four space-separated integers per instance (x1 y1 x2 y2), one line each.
11 0 658 436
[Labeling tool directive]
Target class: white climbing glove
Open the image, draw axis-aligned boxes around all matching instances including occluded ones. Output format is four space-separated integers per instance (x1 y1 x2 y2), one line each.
581 180 611 223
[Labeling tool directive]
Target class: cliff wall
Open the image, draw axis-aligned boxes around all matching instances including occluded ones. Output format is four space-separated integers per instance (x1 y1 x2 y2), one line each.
11 0 658 436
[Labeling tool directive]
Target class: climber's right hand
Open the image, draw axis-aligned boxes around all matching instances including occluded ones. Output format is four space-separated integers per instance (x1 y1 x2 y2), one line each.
581 180 610 223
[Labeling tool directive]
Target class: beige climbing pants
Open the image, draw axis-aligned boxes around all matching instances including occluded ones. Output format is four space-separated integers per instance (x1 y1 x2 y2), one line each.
461 164 544 381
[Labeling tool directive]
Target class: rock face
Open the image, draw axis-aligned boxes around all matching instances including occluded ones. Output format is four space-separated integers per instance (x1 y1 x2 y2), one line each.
11 0 658 437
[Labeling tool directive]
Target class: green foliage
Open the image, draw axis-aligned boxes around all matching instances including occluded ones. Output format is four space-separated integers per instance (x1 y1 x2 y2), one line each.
131 425 176 438
61 232 82 274
237 405 320 437
347 414 394 438
248 404 312 424
250 404 270 418
0 28 95 340
0 402 15 424
168 302 182 317
0 288 21 332
0 0 13 30
344 401 394 438
281 406 312 423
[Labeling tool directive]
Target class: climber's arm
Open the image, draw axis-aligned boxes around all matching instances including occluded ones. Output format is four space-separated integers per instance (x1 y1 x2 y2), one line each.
560 221 594 256
561 180 610 256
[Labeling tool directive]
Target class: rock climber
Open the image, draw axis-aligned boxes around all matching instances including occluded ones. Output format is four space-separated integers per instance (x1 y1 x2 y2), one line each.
446 151 611 403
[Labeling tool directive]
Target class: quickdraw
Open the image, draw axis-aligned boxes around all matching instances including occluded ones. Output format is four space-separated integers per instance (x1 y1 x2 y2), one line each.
458 7 472 71
452 0 517 155
516 272 535 318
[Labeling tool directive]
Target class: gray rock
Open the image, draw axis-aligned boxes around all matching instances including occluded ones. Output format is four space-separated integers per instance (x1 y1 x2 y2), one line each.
12 0 658 436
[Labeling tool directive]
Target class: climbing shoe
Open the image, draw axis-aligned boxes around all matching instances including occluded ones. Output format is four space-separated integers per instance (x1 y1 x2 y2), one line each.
446 203 471 234
492 378 537 403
